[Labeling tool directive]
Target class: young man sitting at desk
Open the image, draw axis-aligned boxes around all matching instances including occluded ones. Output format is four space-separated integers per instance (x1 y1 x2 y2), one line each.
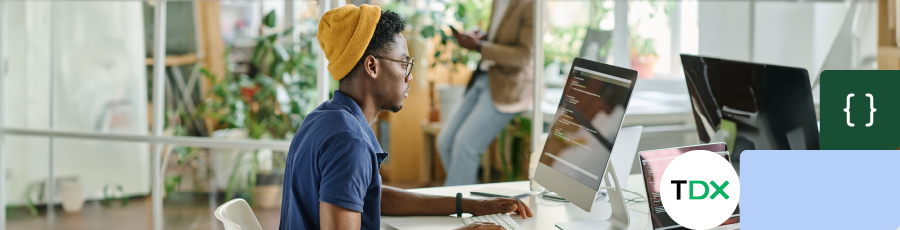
279 5 533 230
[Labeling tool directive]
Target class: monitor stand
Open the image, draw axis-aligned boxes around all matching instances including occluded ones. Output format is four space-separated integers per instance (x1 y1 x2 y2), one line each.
555 162 630 230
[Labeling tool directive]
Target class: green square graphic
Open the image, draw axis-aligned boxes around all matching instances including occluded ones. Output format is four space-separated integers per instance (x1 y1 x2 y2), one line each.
820 70 900 150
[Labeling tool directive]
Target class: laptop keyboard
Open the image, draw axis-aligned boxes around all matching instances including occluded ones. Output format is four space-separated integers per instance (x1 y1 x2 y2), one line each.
462 213 524 230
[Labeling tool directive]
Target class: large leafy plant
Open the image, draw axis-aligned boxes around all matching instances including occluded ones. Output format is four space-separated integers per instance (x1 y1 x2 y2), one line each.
201 14 318 139
198 10 319 203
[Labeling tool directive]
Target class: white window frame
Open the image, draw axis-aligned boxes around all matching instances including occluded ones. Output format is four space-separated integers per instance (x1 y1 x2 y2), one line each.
531 0 631 149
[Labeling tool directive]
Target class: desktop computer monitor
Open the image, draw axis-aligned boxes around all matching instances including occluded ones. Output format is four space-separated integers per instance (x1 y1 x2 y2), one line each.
680 54 820 174
533 58 638 213
578 29 612 63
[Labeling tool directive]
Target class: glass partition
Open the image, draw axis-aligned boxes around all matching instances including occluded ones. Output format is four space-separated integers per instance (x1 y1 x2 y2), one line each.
2 1 310 229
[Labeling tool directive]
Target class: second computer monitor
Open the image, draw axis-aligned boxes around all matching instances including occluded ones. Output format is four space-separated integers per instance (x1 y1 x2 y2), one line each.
680 54 820 174
534 58 638 212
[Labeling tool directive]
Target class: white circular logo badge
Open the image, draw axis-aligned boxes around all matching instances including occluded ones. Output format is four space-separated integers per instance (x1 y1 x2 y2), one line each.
660 150 740 230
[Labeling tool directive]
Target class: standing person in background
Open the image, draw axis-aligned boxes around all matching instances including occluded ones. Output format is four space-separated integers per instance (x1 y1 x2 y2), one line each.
438 0 535 186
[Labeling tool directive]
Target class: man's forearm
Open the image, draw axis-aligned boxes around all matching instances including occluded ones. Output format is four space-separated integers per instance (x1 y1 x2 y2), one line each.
380 186 478 216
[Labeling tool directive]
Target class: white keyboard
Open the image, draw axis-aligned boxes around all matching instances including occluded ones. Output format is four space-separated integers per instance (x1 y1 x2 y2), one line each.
462 213 524 230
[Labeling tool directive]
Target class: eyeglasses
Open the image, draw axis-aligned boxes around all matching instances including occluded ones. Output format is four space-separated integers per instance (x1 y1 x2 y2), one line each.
362 56 415 77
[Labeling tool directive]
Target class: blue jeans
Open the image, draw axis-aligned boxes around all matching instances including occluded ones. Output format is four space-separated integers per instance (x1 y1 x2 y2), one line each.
438 75 516 186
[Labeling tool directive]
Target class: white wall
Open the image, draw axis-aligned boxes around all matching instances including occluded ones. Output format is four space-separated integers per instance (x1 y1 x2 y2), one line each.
754 2 816 71
6 1 149 205
698 1 751 61
698 1 867 76
813 3 849 74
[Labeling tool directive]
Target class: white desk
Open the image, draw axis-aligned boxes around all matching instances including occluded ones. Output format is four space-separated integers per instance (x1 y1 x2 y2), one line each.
381 174 652 230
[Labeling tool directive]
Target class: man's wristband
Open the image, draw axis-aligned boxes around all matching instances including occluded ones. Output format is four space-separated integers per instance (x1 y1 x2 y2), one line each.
456 193 463 217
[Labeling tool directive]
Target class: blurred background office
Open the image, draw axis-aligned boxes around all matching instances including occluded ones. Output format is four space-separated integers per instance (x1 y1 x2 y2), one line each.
0 0 885 229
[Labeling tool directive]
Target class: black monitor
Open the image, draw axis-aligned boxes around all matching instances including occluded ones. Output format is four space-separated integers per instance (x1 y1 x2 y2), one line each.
680 54 820 174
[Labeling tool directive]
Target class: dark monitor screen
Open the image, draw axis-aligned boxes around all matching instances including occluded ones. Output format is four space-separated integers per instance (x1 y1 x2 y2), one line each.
539 58 638 190
680 54 820 173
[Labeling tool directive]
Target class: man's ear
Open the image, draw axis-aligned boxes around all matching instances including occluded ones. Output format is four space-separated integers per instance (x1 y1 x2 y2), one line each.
362 55 378 80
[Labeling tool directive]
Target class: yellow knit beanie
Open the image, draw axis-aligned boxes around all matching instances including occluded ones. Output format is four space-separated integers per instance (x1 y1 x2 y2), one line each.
317 4 382 81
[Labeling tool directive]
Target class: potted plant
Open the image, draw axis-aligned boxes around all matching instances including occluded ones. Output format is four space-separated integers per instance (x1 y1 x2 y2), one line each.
627 1 674 79
23 177 86 215
198 10 318 208
23 181 45 216
100 183 130 208
630 35 658 79
252 150 285 209
57 177 84 213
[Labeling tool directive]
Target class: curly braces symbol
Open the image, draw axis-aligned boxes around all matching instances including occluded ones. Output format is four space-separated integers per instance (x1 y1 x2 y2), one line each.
844 94 854 127
843 93 877 128
866 93 876 127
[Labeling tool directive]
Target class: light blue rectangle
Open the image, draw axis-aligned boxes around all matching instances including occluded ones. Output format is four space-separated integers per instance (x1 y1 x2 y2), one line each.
741 150 900 229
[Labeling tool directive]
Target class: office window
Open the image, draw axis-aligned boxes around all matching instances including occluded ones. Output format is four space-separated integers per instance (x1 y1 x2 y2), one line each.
161 146 287 230
628 0 698 79
540 0 701 83
167 1 322 140
3 136 153 229
543 1 615 88
2 135 285 230
1 1 310 229
6 1 148 135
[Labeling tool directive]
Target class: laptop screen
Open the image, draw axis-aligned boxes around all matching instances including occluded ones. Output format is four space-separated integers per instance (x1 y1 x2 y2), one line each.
639 143 740 230
539 59 635 190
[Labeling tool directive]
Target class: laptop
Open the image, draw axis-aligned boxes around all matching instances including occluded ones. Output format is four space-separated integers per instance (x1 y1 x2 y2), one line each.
638 143 740 230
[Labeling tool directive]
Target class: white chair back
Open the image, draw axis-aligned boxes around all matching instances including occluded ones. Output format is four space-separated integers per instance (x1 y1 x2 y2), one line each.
214 198 264 230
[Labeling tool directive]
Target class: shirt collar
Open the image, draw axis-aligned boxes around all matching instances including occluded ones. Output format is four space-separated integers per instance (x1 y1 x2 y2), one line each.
331 90 387 157
332 90 368 125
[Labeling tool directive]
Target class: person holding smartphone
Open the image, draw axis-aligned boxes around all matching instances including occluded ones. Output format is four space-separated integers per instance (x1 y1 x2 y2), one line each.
439 0 536 186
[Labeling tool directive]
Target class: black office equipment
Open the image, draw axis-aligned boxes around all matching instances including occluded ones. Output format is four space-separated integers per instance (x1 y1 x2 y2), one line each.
578 29 612 63
680 54 820 174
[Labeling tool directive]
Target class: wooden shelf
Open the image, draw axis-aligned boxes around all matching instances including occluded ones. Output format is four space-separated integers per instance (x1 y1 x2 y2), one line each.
878 46 900 69
879 46 900 57
879 0 900 69
145 53 200 67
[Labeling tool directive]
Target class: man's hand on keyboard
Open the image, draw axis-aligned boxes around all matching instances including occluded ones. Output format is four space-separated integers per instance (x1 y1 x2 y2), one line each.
467 197 534 219
455 222 505 230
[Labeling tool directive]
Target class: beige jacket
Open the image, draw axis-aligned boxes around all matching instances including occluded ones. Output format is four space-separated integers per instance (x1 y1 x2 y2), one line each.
476 0 535 113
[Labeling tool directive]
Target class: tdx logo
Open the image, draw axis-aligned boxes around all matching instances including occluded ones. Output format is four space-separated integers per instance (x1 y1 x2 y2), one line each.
660 150 740 229
670 180 730 200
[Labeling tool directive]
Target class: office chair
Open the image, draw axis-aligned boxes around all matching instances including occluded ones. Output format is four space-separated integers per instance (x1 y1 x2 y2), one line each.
214 198 263 230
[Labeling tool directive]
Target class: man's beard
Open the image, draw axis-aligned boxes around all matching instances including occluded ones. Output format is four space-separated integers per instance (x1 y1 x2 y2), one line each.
382 86 408 113
386 106 402 113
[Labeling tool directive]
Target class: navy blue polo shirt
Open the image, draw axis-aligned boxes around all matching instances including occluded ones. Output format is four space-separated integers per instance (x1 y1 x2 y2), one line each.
279 90 388 230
